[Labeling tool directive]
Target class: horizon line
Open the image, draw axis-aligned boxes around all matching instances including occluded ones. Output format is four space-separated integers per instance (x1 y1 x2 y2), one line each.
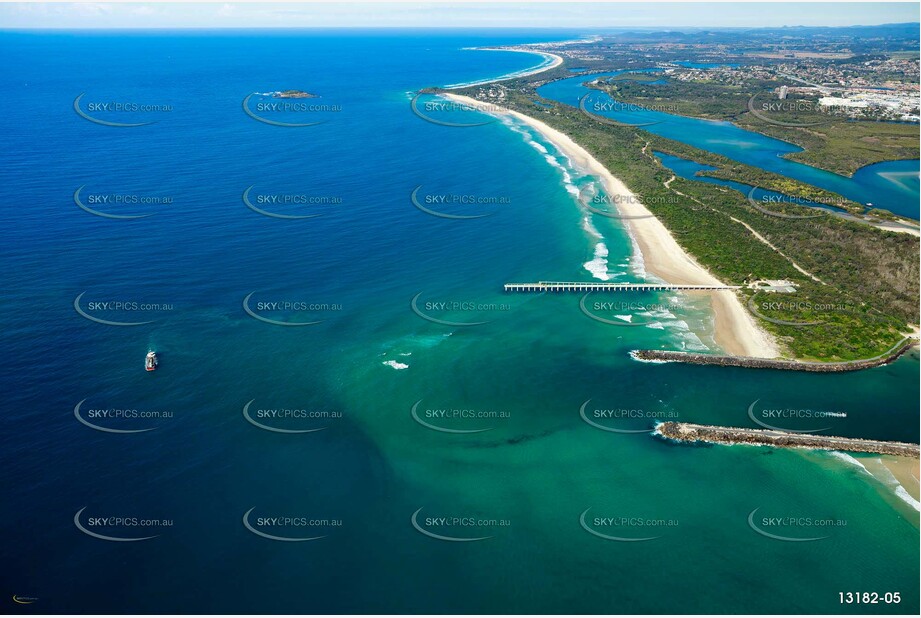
2 21 919 31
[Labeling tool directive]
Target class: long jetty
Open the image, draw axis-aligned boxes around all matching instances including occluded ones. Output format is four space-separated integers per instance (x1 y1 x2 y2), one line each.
633 338 917 373
655 422 920 459
504 281 741 292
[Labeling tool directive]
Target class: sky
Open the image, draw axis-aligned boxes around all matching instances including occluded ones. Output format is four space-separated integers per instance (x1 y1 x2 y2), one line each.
0 1 918 29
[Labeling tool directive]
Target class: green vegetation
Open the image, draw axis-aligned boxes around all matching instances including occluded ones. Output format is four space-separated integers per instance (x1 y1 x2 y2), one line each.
595 77 920 176
606 72 663 83
642 136 865 214
598 77 752 119
737 116 920 176
448 82 919 361
276 89 317 98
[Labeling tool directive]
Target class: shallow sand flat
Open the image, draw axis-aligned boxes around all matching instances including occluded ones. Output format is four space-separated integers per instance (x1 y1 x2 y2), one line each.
443 93 780 358
882 455 921 502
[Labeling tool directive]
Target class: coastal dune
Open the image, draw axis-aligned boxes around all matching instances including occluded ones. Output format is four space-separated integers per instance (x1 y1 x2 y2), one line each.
443 93 779 358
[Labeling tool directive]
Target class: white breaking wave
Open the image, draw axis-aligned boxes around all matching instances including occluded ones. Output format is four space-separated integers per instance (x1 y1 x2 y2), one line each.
827 451 871 474
628 350 672 363
501 110 719 351
623 223 649 279
668 318 710 352
826 452 920 512
528 140 548 154
443 51 557 89
868 457 921 513
894 485 921 512
583 242 611 280
382 360 409 370
580 214 603 240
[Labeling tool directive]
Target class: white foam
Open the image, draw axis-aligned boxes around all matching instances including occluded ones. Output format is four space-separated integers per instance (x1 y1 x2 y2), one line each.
580 214 603 240
382 360 409 370
865 457 921 513
527 140 548 154
894 485 921 512
678 329 710 352
543 153 563 170
827 451 871 474
614 314 632 323
628 350 672 363
583 242 611 281
443 50 559 89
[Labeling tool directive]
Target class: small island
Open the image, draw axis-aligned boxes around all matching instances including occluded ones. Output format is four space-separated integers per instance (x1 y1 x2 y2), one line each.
273 89 318 98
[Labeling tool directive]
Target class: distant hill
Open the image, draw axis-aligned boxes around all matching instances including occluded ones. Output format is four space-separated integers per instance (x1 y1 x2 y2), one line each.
597 23 920 52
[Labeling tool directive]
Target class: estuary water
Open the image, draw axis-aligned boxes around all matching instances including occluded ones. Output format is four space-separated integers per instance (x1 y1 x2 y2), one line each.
0 30 918 614
538 73 921 218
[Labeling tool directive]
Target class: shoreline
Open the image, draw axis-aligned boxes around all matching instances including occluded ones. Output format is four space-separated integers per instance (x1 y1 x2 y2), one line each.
487 47 919 227
444 50 563 90
443 92 780 359
881 456 921 504
633 337 918 371
860 455 921 511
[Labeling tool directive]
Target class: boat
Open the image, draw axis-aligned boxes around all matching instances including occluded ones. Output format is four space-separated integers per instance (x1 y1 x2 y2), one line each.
145 350 159 372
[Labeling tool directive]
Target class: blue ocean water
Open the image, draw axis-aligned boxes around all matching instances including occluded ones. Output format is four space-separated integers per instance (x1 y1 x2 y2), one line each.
538 73 921 218
0 30 918 614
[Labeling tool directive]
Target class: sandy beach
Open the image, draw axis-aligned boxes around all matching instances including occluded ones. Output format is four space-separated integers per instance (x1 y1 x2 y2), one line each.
859 455 920 513
444 50 563 89
444 92 780 358
882 456 921 503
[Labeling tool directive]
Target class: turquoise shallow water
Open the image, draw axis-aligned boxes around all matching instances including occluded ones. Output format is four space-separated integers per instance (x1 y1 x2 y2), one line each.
0 30 918 614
